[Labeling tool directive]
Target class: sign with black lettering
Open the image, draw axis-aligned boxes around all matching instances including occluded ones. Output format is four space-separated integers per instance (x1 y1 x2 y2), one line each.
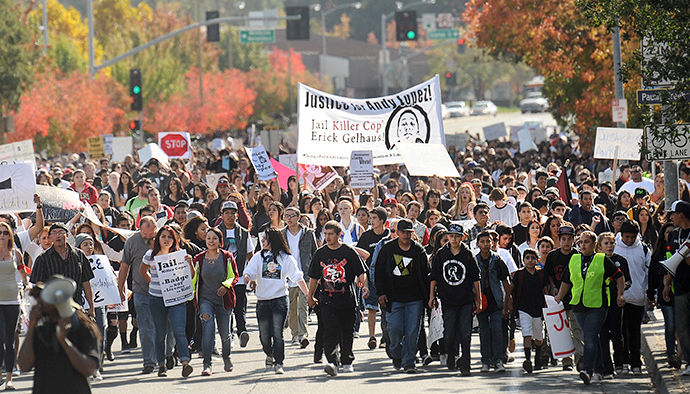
349 150 374 189
155 250 193 307
88 255 121 307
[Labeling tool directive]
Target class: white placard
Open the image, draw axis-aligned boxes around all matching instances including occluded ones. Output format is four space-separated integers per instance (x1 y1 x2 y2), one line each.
279 154 298 171
102 134 114 156
0 163 37 214
542 297 575 359
519 128 538 153
395 143 460 178
299 164 338 191
108 278 130 312
297 77 445 166
155 250 194 307
245 145 276 181
483 123 507 141
112 136 133 163
349 150 374 189
593 127 643 160
445 133 468 151
612 99 628 123
137 143 170 169
158 132 192 159
88 255 121 307
205 173 224 190
427 303 444 348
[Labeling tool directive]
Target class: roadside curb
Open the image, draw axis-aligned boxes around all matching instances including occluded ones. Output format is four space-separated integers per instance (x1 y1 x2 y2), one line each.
642 309 688 394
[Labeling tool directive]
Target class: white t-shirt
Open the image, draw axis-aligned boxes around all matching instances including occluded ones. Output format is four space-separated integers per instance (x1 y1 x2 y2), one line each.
489 203 518 227
618 178 655 196
244 251 303 300
286 229 302 288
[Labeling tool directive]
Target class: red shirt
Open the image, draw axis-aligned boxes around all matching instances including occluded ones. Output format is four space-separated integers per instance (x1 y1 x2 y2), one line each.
70 182 99 205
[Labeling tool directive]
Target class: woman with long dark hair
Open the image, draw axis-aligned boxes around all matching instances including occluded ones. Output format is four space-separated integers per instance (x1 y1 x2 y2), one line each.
183 216 209 250
139 225 196 378
540 215 563 249
315 208 334 247
614 190 633 213
193 227 239 376
162 177 189 207
252 192 274 238
116 171 135 209
243 228 309 374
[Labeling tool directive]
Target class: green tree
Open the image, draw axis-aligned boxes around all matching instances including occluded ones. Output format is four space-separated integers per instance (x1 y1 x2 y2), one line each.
0 0 38 143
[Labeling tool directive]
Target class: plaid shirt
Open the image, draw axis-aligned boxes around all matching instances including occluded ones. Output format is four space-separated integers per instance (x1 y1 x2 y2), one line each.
465 224 487 244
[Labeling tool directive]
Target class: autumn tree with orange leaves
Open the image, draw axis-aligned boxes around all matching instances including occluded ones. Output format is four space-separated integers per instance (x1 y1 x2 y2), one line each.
464 0 643 151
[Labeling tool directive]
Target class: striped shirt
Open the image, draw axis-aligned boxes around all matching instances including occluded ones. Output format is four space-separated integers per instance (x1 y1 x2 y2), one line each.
31 244 95 306
142 250 163 297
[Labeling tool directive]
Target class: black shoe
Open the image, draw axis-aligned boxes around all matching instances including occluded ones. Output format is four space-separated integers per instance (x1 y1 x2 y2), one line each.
314 352 323 364
422 355 433 366
579 370 590 385
166 355 175 370
460 368 471 377
158 366 167 377
404 365 417 374
130 330 138 349
105 347 114 361
393 358 402 370
523 359 533 373
142 365 155 374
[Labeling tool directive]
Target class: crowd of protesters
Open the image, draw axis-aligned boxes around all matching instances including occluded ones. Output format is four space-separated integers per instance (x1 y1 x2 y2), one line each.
5 131 690 391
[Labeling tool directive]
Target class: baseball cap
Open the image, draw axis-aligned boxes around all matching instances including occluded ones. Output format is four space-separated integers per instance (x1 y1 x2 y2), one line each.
221 201 238 211
383 198 398 206
544 187 560 197
634 187 648 199
470 179 482 186
397 218 414 232
447 222 464 235
49 222 69 234
668 200 690 215
546 176 558 188
558 225 575 236
216 177 230 188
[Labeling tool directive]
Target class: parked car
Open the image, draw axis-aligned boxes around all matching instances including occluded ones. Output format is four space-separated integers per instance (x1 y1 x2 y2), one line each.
469 101 498 117
443 101 470 118
520 92 549 113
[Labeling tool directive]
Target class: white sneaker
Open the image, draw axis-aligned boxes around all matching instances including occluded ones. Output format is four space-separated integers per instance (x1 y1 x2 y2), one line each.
324 363 338 377
495 361 506 373
480 364 490 372
682 365 690 376
342 364 354 373
591 373 603 383
631 367 642 375
91 370 103 381
274 364 284 374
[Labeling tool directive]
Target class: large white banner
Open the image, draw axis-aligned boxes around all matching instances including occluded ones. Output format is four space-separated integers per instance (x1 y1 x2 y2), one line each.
88 255 121 308
297 76 445 166
155 250 194 307
0 163 37 214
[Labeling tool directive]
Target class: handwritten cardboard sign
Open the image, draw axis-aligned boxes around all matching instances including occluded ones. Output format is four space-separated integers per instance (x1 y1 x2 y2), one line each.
36 185 81 223
87 137 106 159
245 145 276 181
593 127 643 160
155 250 193 307
349 150 374 189
543 295 575 359
0 163 37 214
88 255 121 307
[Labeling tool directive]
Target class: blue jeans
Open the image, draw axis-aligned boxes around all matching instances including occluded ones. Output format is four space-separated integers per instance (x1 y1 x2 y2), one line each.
149 296 190 366
256 296 288 364
442 302 473 370
660 304 677 358
199 299 232 368
93 306 106 354
386 300 424 368
477 310 503 365
574 308 608 375
133 293 156 367
675 293 690 365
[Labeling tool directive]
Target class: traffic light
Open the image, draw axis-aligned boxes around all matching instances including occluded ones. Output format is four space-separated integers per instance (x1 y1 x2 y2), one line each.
206 11 220 42
445 72 457 86
129 69 142 111
286 6 310 40
129 119 140 132
395 11 418 41
457 38 466 54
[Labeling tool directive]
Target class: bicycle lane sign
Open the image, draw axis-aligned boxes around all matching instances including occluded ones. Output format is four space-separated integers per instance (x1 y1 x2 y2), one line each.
645 125 690 160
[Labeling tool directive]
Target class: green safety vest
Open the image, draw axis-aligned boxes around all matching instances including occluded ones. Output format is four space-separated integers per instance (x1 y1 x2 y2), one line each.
569 253 609 308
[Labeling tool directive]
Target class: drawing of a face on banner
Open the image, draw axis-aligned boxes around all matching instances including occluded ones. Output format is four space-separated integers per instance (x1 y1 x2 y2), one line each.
384 105 431 150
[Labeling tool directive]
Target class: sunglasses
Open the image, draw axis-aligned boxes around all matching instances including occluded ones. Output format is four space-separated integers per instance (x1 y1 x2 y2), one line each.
0 231 10 236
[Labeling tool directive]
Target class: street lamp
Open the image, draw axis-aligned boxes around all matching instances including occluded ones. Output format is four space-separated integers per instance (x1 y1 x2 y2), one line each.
319 2 363 82
381 0 435 95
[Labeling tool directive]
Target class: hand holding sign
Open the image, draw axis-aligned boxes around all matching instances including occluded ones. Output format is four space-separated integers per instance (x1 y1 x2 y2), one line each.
245 145 277 181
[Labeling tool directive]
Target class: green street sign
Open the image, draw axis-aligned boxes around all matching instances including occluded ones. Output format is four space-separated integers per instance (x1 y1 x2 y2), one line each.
239 29 275 43
428 29 460 40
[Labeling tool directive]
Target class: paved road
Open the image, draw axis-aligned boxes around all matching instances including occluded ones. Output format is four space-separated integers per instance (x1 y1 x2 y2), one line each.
443 111 557 140
7 293 655 393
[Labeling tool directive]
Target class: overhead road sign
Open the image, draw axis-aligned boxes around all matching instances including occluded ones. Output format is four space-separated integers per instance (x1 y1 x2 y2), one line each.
239 29 275 43
428 29 460 40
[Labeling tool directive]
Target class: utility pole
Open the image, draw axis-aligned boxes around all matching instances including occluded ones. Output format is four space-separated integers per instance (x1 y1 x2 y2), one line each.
197 0 204 106
87 0 95 76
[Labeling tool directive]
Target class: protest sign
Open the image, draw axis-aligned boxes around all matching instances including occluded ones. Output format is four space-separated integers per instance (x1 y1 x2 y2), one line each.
205 173 224 190
395 143 460 178
112 137 133 163
102 134 114 156
159 132 192 159
297 76 445 166
483 123 507 141
445 133 468 151
87 136 106 159
349 150 374 189
299 164 338 191
245 145 276 181
271 158 294 191
137 143 170 169
108 279 130 312
36 185 81 222
88 255 121 307
519 128 538 153
279 154 297 171
427 303 444 348
155 250 194 307
0 140 36 171
543 296 575 359
593 127 643 160
0 163 37 214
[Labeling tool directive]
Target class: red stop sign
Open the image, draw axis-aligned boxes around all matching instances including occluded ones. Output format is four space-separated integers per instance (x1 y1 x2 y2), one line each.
161 134 188 157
